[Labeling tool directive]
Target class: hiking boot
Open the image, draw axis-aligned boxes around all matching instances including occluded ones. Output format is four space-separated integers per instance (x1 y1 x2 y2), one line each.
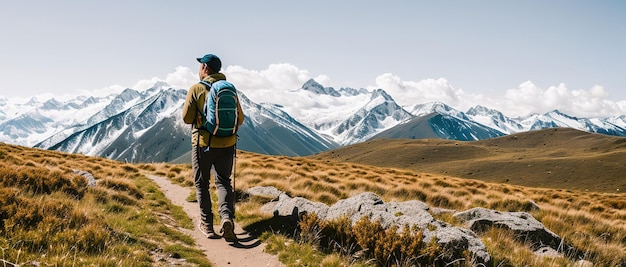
198 222 219 239
220 219 237 243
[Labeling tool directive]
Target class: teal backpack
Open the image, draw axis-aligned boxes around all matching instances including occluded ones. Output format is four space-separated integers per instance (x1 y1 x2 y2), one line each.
198 80 239 137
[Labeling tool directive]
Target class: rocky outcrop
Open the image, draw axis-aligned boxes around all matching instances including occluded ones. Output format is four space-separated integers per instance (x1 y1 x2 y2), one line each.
248 186 581 264
453 207 578 258
250 187 491 264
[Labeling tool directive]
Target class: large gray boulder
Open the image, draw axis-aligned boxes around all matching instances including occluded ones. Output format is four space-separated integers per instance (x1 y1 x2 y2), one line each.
453 207 577 257
260 193 330 219
248 187 491 264
325 192 490 264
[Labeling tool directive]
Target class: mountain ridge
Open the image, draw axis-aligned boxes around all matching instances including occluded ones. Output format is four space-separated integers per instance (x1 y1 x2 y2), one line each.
2 79 626 162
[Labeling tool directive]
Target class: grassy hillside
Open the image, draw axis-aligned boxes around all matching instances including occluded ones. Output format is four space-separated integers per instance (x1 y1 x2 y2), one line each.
0 143 210 266
312 128 626 193
2 126 625 266
151 146 625 265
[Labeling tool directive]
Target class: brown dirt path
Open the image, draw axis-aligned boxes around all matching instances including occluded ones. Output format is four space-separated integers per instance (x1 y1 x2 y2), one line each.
146 174 283 267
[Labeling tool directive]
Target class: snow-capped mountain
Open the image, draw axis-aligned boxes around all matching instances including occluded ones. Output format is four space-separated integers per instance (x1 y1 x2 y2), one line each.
33 88 158 150
25 82 338 162
373 101 626 142
331 88 413 145
280 79 372 135
466 105 525 134
375 102 506 141
284 79 413 145
605 115 626 129
0 94 116 146
2 79 625 163
407 102 468 119
35 88 187 160
521 110 626 136
229 93 338 157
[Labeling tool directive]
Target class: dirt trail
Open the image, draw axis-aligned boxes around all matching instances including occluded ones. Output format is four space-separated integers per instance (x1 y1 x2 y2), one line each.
146 174 283 267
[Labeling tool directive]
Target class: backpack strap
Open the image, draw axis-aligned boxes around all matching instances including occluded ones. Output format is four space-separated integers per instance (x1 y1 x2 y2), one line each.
198 81 214 148
199 80 212 89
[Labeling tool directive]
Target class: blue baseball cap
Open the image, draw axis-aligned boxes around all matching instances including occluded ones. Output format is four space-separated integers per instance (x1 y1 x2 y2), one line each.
196 54 222 72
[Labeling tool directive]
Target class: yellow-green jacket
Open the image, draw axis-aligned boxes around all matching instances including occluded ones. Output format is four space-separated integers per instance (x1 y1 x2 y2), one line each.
182 73 244 148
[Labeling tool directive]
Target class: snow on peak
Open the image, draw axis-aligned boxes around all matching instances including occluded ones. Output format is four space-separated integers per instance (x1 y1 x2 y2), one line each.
467 105 500 116
41 98 65 110
301 79 340 97
143 81 173 95
408 101 462 118
338 87 369 96
370 88 394 101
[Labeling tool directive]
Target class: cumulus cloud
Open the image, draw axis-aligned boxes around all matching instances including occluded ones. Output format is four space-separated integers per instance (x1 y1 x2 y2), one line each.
132 66 197 92
118 63 324 107
78 84 126 98
498 82 626 118
124 63 330 108
224 63 329 104
165 66 198 89
108 63 625 119
371 73 466 107
369 74 625 118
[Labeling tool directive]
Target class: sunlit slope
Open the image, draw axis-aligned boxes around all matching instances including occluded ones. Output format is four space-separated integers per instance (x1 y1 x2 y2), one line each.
311 128 626 193
0 143 208 265
2 136 623 265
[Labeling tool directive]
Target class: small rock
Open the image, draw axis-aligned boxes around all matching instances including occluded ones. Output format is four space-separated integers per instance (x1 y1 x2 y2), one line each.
534 246 562 258
73 169 96 187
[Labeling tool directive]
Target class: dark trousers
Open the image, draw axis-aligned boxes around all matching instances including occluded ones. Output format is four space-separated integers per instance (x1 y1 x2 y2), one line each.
191 145 235 225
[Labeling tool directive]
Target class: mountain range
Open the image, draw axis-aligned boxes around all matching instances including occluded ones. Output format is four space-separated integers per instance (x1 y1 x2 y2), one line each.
1 79 625 163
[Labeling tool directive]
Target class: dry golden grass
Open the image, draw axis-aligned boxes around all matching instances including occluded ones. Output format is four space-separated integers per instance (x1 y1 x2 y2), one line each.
0 143 209 266
2 127 624 266
159 143 624 265
236 144 626 266
312 128 626 194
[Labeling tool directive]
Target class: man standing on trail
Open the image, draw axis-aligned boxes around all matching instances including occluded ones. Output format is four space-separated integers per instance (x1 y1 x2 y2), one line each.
182 53 244 243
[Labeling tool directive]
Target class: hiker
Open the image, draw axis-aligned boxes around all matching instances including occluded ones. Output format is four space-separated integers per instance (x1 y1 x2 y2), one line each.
182 53 244 242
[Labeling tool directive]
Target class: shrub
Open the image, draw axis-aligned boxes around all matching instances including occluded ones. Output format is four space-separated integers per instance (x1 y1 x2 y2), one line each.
0 167 85 198
99 178 143 199
296 214 446 266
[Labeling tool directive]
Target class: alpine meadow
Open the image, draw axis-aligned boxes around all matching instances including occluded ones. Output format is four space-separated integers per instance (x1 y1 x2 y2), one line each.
1 126 624 266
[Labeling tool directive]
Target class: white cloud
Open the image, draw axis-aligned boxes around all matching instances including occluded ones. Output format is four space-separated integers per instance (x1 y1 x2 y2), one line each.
224 63 308 93
107 63 323 106
369 74 626 118
8 84 127 104
371 74 466 107
497 82 625 118
132 78 162 92
165 66 198 89
74 63 624 119
77 84 126 98
224 63 328 104
131 66 197 92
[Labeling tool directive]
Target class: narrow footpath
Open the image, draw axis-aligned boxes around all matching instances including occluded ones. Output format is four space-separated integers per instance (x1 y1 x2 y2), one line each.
146 174 284 267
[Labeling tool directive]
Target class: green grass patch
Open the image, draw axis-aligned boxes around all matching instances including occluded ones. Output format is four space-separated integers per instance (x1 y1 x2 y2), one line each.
0 146 206 266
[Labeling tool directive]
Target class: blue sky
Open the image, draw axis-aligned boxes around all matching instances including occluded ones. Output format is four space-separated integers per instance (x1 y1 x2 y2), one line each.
1 1 625 117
